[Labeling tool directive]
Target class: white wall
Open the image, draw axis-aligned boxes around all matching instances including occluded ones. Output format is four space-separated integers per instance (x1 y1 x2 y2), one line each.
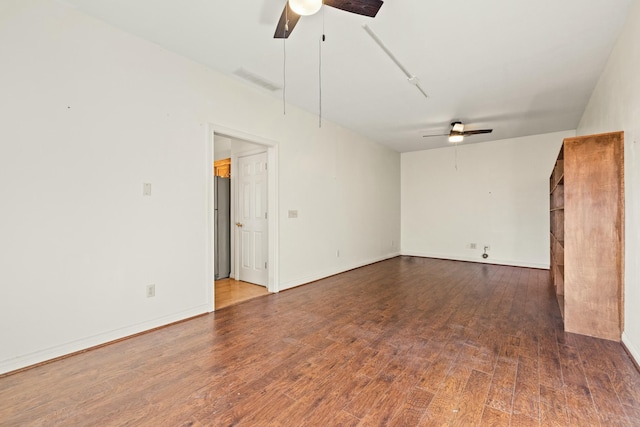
577 0 640 362
213 135 262 160
0 0 400 374
401 131 574 268
279 125 401 289
229 138 262 156
213 136 232 160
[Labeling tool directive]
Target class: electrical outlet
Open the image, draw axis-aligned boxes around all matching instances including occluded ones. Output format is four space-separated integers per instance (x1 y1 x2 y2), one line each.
146 284 155 298
470 243 477 249
143 183 152 196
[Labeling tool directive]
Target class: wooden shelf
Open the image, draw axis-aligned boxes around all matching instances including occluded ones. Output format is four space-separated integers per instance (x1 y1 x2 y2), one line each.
550 181 564 210
550 210 565 243
549 131 624 341
550 153 565 193
550 232 564 247
550 174 564 194
557 294 565 318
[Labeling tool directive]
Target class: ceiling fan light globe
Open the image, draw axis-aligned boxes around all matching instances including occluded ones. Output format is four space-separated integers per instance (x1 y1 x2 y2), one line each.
448 134 464 143
289 0 323 16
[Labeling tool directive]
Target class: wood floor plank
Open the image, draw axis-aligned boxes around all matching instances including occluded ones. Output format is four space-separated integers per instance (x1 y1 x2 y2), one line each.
328 374 374 409
1 257 639 425
584 365 634 426
415 341 462 393
564 382 600 426
355 358 423 425
512 355 540 420
343 376 391 420
419 391 459 426
323 410 361 427
486 356 517 413
355 386 409 425
539 384 569 426
577 336 640 409
230 391 295 426
510 412 540 427
558 343 588 387
420 355 474 425
538 332 564 390
623 403 640 425
387 386 434 426
450 369 492 426
479 406 511 426
214 278 269 309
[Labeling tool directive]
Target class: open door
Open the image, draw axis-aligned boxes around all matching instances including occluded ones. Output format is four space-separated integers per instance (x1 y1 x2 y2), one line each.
235 151 268 286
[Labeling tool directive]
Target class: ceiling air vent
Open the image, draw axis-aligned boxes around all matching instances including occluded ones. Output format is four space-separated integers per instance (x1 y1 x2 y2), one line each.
233 68 281 92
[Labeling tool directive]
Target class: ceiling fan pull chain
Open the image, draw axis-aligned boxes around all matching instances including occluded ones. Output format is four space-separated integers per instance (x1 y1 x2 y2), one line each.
283 36 286 115
319 38 322 128
322 1 326 38
455 141 458 171
283 9 288 115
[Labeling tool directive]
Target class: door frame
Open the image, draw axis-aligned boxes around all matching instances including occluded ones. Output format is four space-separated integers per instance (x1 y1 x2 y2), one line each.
206 124 280 312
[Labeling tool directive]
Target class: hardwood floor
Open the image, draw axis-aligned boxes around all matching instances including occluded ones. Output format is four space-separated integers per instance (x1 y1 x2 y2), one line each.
1 257 640 426
214 278 269 310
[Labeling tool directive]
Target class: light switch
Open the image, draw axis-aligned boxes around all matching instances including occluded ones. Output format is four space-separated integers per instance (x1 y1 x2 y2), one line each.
143 183 152 196
288 210 298 218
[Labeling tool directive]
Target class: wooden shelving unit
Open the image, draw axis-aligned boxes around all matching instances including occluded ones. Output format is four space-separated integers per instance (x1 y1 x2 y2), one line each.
549 131 624 341
549 148 565 317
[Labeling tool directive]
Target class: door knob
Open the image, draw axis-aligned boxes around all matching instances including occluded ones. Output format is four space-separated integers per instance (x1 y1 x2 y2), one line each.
235 222 243 227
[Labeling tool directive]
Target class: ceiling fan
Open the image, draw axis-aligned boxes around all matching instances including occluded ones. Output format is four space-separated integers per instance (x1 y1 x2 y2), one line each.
423 122 493 143
274 0 384 39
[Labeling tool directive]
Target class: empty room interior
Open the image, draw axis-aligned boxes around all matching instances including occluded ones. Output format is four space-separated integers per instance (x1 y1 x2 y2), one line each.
1 0 640 425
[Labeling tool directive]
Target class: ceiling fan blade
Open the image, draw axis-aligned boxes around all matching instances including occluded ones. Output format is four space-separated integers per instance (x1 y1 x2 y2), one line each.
273 3 301 39
422 133 449 138
462 129 493 136
324 0 384 17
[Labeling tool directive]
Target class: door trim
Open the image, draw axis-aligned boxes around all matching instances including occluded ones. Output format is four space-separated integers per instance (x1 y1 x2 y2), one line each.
206 124 280 312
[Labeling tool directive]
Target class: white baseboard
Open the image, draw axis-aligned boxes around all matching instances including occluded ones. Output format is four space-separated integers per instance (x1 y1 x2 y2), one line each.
277 251 546 293
400 250 549 270
278 252 400 292
0 304 209 375
622 332 640 367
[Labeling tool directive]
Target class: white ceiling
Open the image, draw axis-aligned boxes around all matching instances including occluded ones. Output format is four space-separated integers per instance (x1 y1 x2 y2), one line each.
61 0 632 152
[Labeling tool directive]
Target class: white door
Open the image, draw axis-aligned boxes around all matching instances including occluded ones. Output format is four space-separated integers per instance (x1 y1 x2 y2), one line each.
236 152 268 286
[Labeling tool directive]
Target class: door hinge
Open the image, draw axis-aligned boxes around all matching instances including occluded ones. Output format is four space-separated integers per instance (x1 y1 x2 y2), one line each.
265 212 268 219
265 262 267 269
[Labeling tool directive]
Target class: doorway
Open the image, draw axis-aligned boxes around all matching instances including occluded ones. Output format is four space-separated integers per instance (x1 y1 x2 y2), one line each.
208 126 279 312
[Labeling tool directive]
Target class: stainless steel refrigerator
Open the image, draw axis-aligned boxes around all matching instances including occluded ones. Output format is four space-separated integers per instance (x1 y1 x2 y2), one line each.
214 176 231 279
